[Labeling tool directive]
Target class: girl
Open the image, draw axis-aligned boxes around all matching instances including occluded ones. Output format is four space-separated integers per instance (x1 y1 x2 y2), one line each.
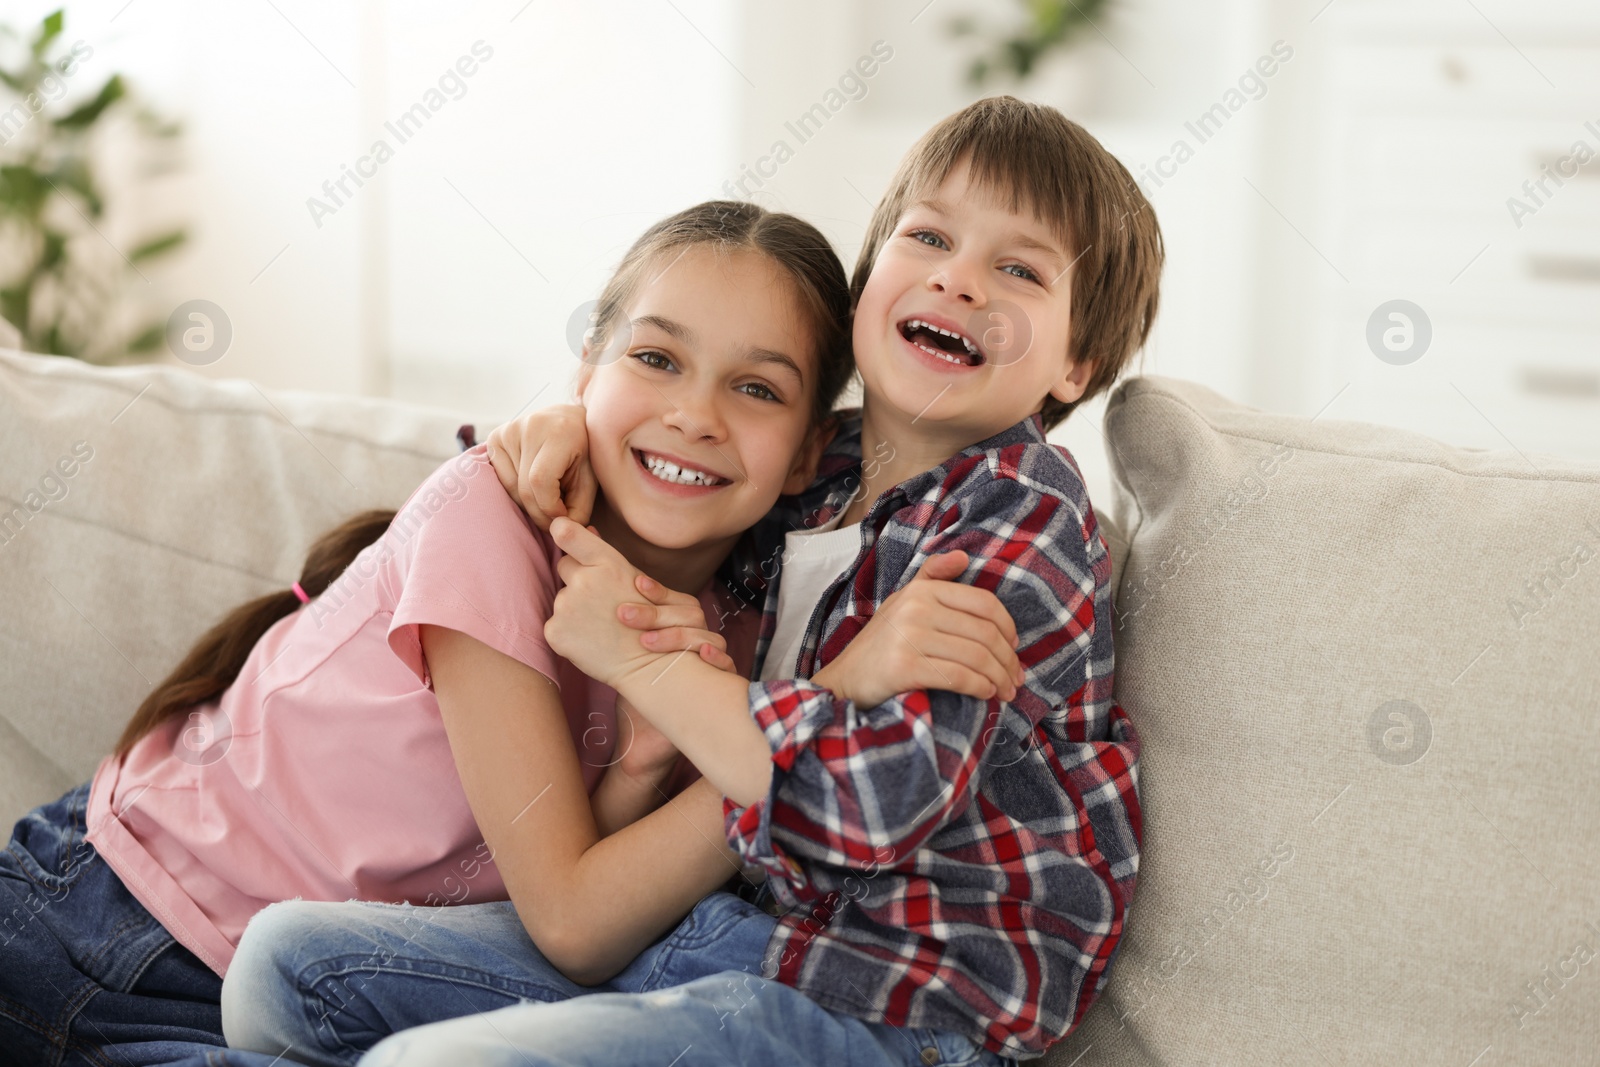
0 200 1019 1067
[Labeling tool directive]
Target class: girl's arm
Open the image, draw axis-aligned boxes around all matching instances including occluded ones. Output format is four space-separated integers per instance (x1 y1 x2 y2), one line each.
545 522 1024 807
587 594 740 836
421 623 739 987
586 699 683 837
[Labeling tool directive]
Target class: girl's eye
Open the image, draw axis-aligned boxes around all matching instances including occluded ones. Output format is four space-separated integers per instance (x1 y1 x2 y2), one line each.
739 382 780 402
631 349 674 371
1002 263 1041 283
908 228 948 250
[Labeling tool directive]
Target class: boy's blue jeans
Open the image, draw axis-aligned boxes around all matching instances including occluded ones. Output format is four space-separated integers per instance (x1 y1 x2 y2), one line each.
0 784 297 1067
225 892 1015 1067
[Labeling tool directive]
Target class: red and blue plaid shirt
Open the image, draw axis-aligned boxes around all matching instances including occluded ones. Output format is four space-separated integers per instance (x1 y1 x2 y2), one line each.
719 409 1143 1060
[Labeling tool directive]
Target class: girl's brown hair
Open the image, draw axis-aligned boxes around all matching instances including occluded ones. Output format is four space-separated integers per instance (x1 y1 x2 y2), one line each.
114 204 853 759
113 509 395 757
589 200 854 423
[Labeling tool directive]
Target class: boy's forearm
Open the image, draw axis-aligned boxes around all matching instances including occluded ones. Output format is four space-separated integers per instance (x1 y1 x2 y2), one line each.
614 660 774 807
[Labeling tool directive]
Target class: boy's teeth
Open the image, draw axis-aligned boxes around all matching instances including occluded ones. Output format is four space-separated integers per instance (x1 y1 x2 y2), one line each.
906 319 980 359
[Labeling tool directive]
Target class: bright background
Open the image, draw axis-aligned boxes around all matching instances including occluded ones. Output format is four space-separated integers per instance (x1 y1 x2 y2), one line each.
6 0 1599 502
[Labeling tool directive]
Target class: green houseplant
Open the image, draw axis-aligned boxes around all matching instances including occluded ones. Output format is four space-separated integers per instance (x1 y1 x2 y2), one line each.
0 9 184 362
951 0 1114 85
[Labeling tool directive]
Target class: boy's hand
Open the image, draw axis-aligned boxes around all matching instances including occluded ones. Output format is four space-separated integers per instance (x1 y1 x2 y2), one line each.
810 551 1023 708
486 404 596 531
616 573 739 675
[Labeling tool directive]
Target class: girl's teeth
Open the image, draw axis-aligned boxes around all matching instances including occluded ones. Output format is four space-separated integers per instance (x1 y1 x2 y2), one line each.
643 454 718 486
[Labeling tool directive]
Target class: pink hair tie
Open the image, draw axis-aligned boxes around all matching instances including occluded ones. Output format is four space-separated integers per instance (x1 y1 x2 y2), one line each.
291 581 310 605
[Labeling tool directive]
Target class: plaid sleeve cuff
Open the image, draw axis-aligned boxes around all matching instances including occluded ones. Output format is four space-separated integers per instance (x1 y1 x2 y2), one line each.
719 679 841 902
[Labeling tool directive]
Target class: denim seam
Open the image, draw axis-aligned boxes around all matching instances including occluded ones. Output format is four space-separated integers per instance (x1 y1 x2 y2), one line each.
0 976 119 1067
302 956 571 1004
4 839 94 895
74 911 161 979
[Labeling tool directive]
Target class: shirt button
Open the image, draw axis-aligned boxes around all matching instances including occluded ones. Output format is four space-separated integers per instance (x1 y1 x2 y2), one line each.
920 1048 940 1065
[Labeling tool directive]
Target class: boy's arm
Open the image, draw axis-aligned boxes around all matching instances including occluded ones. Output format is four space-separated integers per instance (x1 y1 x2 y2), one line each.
486 404 594 530
603 472 1131 896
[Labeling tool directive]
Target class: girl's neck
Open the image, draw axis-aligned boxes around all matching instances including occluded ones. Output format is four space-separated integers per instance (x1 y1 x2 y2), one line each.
588 496 736 597
836 401 972 527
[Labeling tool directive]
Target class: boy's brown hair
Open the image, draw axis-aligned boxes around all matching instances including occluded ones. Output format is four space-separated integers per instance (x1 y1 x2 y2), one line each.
852 95 1163 430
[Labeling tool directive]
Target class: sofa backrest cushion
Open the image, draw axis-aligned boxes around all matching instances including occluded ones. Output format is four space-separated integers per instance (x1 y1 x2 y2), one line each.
1050 375 1600 1065
0 349 467 824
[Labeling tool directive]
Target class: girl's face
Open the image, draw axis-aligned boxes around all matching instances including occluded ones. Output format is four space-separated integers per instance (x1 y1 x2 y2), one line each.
578 245 825 552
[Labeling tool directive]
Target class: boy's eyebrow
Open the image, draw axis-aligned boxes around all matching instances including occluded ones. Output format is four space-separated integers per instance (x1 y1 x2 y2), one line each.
632 314 804 384
1003 231 1069 268
909 199 1069 270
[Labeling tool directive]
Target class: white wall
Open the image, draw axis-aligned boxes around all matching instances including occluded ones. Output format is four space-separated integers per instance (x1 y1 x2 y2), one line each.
17 0 1596 478
27 0 736 421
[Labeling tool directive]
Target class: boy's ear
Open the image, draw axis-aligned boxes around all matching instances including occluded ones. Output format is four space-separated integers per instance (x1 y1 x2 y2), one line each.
1048 354 1094 406
781 416 835 496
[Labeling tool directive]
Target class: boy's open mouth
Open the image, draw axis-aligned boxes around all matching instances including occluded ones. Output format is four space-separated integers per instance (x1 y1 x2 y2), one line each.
897 317 984 367
634 449 731 489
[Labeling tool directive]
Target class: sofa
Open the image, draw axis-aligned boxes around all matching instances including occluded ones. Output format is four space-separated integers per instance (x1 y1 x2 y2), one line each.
3 346 1596 1064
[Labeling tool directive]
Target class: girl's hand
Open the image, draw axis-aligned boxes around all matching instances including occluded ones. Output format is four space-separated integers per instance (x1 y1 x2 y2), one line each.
546 518 667 690
617 573 739 675
486 404 596 531
810 551 1024 708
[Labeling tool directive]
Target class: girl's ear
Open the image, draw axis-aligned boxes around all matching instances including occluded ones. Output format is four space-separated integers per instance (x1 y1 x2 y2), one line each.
574 361 596 402
781 416 835 496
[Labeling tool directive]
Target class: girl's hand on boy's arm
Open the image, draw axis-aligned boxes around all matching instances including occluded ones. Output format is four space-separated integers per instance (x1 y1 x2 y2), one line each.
810 551 1024 709
486 404 596 530
548 518 772 806
545 518 684 688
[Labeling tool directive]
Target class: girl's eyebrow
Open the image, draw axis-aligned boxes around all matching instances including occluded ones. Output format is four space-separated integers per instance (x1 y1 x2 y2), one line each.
631 314 691 340
632 314 803 384
746 348 804 385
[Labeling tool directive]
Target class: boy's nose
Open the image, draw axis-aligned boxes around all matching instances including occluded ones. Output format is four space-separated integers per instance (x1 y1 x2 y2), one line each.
926 257 986 305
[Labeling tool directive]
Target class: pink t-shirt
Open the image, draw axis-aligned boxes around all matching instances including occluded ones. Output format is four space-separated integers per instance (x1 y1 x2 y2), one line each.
85 445 756 976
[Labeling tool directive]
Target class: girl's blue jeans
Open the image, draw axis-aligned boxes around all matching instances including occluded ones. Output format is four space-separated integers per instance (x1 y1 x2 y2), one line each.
225 891 1016 1067
0 783 296 1067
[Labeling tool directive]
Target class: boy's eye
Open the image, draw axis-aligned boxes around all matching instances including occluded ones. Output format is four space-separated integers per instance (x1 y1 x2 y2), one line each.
1002 263 1042 283
907 228 948 250
739 382 780 402
631 349 675 371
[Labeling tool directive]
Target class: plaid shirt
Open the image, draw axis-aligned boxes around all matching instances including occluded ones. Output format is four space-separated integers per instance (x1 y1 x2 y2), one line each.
721 410 1143 1060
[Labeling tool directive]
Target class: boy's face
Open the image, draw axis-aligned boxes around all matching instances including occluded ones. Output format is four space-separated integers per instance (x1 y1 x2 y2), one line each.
577 245 824 552
853 160 1091 444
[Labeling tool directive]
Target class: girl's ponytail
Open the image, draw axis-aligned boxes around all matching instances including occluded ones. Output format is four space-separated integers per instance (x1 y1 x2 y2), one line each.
113 509 396 757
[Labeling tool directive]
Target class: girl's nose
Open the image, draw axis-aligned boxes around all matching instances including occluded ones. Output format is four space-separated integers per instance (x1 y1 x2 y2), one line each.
661 388 728 443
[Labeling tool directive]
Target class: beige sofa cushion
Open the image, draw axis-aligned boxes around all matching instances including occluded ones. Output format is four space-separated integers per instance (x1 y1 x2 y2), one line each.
1049 376 1600 1065
0 349 470 824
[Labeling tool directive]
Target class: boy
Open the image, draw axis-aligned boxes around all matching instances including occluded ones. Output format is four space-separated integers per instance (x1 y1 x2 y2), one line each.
388 94 1158 1065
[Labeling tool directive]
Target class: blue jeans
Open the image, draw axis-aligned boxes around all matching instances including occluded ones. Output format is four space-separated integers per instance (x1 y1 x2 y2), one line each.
0 784 296 1067
225 892 1013 1067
